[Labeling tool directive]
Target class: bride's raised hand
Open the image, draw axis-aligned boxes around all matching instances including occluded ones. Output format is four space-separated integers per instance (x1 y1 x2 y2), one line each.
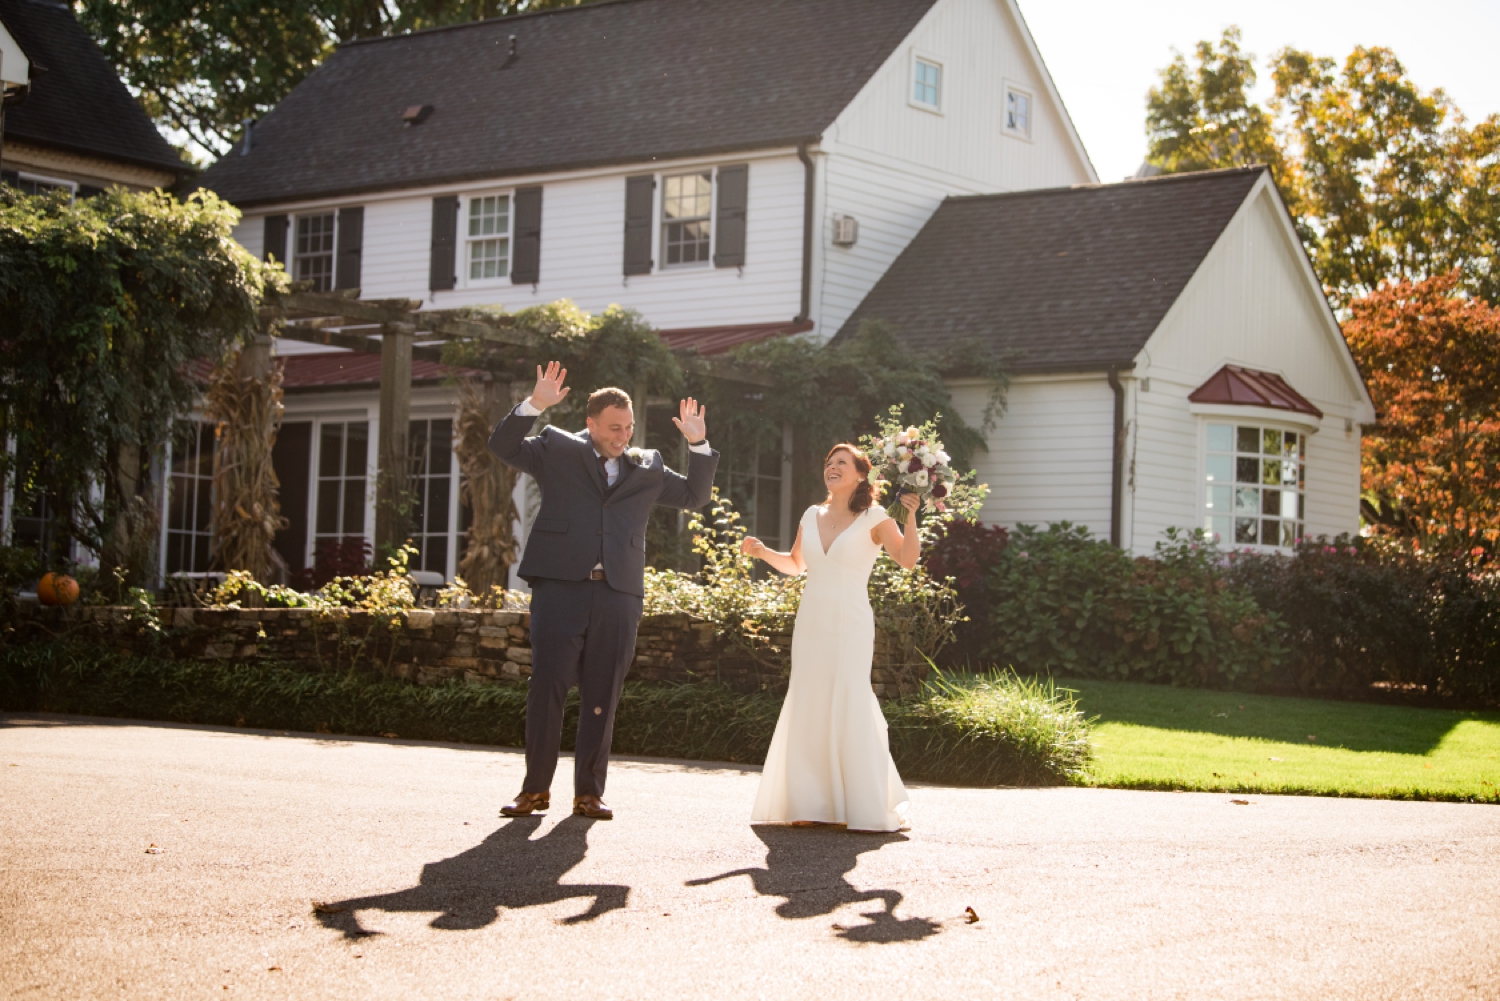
740 536 766 560
900 492 920 525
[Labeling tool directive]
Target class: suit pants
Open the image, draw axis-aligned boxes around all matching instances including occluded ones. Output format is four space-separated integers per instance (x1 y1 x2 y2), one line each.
522 577 643 798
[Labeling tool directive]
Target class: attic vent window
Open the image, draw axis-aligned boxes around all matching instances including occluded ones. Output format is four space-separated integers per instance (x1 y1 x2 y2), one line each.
911 56 942 112
403 104 433 126
1004 83 1033 139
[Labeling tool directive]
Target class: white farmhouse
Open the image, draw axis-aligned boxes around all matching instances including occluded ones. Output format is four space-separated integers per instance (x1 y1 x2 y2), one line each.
192 0 1096 581
177 0 1370 582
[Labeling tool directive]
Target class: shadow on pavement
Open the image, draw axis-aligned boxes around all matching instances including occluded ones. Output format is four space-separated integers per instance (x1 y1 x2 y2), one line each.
315 815 628 939
688 825 938 943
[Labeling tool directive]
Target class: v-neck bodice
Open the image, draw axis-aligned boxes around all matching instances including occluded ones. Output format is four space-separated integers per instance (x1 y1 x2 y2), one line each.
801 505 887 591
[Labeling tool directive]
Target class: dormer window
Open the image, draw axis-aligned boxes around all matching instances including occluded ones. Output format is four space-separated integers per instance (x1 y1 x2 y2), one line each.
911 55 942 112
1004 83 1033 139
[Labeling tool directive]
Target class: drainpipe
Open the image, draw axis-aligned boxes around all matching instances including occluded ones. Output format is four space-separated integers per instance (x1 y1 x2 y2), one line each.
1106 367 1125 548
795 142 814 324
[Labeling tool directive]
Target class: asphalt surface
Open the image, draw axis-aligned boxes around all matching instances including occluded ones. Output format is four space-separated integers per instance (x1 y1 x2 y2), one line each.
2 714 1497 1001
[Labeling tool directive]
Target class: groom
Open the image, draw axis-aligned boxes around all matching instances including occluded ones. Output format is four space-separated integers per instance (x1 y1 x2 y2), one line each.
488 361 719 820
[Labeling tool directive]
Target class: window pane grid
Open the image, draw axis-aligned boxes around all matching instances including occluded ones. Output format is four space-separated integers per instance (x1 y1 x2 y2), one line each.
314 421 368 544
1205 423 1304 549
913 59 941 107
294 213 335 292
467 195 510 281
165 421 216 574
662 172 712 266
1006 89 1030 134
407 418 453 576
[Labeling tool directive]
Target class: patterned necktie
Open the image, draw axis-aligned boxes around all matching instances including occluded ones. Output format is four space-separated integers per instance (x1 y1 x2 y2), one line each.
597 452 610 487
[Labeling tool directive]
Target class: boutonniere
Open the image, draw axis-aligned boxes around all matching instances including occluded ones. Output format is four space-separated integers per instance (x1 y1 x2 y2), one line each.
625 447 656 467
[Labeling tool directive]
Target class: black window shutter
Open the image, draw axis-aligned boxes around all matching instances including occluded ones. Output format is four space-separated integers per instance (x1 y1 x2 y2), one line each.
713 164 749 268
511 186 542 285
623 174 655 276
263 214 289 265
335 206 364 290
429 195 459 292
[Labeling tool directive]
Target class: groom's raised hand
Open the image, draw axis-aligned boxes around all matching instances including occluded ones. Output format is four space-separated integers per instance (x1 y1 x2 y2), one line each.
530 361 571 410
672 397 707 442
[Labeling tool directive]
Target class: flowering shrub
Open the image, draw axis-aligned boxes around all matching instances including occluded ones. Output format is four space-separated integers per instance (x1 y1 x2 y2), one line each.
984 524 1285 688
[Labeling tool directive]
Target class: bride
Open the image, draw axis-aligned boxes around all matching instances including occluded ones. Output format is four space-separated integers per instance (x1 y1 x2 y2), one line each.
740 443 922 833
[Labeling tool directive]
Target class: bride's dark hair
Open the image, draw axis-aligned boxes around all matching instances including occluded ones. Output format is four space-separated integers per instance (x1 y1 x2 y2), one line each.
824 444 874 513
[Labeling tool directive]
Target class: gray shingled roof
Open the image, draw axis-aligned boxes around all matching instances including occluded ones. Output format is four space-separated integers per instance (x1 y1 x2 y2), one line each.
199 0 937 208
0 0 188 175
833 167 1267 373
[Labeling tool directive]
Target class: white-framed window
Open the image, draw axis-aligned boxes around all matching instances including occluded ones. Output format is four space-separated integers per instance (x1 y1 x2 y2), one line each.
313 420 369 547
661 171 713 267
465 193 511 283
1204 422 1305 550
294 212 336 292
911 54 943 113
1003 82 1034 139
163 420 216 574
407 417 455 576
10 172 77 198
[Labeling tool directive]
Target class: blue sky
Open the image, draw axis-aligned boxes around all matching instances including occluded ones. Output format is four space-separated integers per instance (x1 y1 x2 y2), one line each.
1018 0 1500 182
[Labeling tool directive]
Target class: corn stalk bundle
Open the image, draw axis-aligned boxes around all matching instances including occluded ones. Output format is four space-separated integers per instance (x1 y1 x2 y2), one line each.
455 375 518 593
206 350 288 580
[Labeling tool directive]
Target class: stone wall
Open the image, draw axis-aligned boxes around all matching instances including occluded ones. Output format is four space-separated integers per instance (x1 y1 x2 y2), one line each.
5 603 928 697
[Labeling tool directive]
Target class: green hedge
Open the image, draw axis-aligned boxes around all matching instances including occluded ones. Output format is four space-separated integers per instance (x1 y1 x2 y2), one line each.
0 643 1092 787
985 524 1284 689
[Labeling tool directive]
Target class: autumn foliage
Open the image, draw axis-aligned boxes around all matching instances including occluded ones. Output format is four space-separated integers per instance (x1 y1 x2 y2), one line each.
1344 274 1500 556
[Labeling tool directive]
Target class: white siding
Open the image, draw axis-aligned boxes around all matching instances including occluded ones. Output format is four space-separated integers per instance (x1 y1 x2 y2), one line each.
1127 179 1374 550
234 153 806 332
828 0 1093 192
949 375 1115 540
233 215 263 261
816 0 1094 337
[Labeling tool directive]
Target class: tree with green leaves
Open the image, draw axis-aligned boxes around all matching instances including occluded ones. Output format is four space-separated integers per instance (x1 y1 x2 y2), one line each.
1145 27 1289 187
77 0 595 157
1146 29 1500 306
0 187 277 579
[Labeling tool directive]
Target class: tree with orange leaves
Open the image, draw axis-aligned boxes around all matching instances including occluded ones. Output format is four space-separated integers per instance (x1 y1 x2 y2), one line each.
1345 273 1500 557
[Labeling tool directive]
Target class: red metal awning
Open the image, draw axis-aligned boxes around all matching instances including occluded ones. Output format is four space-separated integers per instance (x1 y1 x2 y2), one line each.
657 319 814 356
1188 364 1323 419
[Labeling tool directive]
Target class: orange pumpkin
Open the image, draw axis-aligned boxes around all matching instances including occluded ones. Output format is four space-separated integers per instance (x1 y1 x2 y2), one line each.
36 573 79 607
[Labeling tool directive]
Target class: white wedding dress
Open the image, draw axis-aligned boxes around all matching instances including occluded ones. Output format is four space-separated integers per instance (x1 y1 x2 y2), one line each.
751 504 911 832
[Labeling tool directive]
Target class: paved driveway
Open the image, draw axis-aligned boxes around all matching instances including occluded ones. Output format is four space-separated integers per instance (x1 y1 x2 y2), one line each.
2 714 1497 1000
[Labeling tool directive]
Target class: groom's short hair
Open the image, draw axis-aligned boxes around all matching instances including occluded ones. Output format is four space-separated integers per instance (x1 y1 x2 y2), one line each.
586 387 633 419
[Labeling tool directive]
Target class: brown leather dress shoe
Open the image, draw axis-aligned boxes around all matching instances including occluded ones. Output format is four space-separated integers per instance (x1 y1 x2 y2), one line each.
500 791 549 816
572 795 613 820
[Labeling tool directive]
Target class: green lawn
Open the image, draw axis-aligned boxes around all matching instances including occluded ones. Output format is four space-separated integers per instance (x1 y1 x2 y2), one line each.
1057 677 1500 802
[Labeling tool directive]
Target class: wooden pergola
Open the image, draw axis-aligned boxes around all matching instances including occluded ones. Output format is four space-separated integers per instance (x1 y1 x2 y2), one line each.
254 287 775 551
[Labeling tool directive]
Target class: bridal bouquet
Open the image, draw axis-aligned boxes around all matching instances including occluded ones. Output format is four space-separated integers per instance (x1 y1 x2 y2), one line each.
863 410 955 519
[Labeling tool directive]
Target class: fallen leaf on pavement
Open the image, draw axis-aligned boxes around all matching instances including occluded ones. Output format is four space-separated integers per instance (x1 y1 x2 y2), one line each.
312 901 346 914
144 844 162 854
267 966 281 972
1230 799 1250 805
964 906 979 924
